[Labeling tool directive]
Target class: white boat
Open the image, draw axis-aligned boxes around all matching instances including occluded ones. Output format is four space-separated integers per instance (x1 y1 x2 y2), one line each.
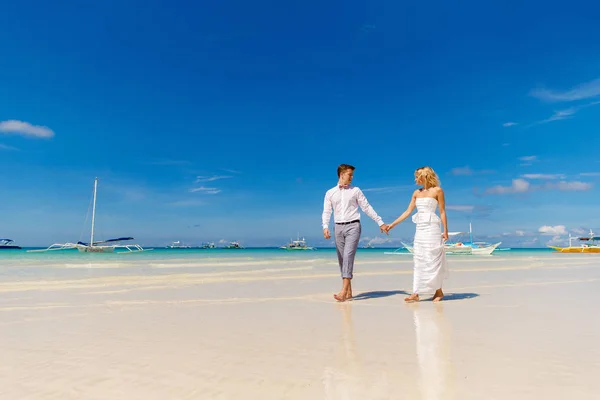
167 241 192 249
201 242 216 249
387 223 501 256
224 241 244 249
28 178 150 253
280 235 315 250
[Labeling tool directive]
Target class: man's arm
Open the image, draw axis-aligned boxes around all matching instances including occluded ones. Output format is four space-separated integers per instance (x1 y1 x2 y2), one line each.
322 191 333 239
356 189 384 227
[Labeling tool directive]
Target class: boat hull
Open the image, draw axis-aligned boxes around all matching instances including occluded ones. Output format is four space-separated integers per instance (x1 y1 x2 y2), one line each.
0 245 21 249
550 246 600 253
400 241 501 255
77 245 115 253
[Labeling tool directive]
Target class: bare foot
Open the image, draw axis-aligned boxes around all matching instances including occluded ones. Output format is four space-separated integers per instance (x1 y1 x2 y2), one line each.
334 292 348 302
404 294 419 303
432 289 444 302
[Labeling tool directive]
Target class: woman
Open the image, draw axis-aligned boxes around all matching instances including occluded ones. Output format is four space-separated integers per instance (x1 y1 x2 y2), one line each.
386 166 448 302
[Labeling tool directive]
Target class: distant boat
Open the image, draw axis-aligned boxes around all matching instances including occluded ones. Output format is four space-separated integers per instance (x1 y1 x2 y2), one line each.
224 241 244 249
28 178 150 253
201 242 216 249
280 235 315 251
166 241 192 249
388 223 501 256
549 229 600 253
0 239 21 250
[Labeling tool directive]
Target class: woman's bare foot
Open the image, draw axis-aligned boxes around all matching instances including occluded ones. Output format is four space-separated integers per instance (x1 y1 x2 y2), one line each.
404 294 419 303
432 289 444 302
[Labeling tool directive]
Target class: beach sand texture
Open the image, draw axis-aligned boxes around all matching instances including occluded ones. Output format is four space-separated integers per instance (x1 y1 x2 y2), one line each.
1 253 599 399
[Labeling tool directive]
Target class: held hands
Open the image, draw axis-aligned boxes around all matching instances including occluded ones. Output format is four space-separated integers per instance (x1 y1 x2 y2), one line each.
323 228 331 240
380 224 389 235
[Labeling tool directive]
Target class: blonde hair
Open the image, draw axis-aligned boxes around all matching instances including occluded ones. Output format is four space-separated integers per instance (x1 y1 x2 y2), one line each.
415 166 440 189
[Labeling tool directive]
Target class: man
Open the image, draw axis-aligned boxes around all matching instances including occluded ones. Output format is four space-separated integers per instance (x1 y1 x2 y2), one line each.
322 164 388 302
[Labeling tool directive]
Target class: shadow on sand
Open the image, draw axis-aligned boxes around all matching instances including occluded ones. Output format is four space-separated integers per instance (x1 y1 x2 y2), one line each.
352 290 409 300
353 291 480 302
432 292 479 302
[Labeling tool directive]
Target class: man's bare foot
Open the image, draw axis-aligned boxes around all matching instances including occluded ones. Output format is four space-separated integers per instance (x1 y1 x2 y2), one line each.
432 289 444 302
404 294 419 303
334 292 349 302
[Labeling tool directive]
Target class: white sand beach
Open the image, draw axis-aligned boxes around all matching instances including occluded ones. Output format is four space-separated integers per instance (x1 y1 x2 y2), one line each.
1 253 599 399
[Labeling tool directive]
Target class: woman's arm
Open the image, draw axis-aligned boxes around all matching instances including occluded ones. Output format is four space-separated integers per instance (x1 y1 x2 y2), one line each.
387 191 418 230
437 188 448 241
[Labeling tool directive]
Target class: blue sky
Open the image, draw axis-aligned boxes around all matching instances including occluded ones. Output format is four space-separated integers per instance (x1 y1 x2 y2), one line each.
1 0 600 247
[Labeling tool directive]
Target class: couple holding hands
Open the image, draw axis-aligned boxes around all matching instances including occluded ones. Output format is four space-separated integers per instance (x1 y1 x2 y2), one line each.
322 164 448 303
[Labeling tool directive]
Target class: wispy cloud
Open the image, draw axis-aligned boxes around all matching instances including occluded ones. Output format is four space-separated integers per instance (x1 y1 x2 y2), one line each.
485 178 592 195
446 205 475 212
519 155 537 166
168 199 206 207
530 78 600 102
362 185 413 193
148 159 191 166
189 186 221 194
0 143 18 151
221 168 241 174
195 175 233 183
485 179 531 194
450 166 495 176
503 122 518 127
579 172 600 177
0 120 55 138
521 173 565 180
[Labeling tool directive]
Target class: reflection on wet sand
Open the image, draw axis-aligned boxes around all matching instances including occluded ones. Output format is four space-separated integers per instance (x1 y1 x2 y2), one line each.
412 303 455 400
322 304 389 400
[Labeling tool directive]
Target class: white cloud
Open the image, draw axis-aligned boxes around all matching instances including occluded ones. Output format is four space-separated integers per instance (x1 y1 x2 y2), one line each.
519 155 537 162
515 230 526 236
195 175 232 183
538 225 568 236
521 174 565 180
544 181 592 191
450 166 473 176
0 143 18 151
446 205 475 212
580 172 600 177
546 235 567 246
503 122 518 127
530 78 600 102
485 178 592 195
189 186 221 194
571 227 586 235
485 179 530 194
0 120 55 138
362 185 412 193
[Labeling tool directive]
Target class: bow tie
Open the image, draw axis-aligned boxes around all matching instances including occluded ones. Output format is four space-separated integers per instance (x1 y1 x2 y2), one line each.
339 184 350 189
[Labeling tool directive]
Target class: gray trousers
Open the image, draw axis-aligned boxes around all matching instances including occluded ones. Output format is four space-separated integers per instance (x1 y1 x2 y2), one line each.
334 221 362 279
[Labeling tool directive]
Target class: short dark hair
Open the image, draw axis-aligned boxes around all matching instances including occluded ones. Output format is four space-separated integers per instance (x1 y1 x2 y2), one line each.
337 164 355 177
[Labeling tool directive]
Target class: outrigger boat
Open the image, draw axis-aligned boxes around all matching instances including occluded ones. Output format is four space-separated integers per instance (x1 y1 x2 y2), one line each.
280 235 315 250
28 178 150 253
549 229 600 253
224 241 244 249
386 223 501 256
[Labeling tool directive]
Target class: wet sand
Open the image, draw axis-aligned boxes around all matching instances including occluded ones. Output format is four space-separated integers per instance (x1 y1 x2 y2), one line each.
1 254 599 399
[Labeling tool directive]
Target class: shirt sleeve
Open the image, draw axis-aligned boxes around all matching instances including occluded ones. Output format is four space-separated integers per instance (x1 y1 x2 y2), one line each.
322 191 333 229
356 188 384 226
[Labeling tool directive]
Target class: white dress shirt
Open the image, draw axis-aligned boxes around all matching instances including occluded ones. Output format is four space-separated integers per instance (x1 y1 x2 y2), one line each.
322 185 384 229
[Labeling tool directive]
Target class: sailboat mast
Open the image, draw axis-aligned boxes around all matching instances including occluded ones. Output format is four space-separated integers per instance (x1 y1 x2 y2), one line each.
90 178 98 247
469 222 473 244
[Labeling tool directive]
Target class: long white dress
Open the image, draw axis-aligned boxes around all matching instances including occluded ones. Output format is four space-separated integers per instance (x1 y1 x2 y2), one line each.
411 197 448 294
